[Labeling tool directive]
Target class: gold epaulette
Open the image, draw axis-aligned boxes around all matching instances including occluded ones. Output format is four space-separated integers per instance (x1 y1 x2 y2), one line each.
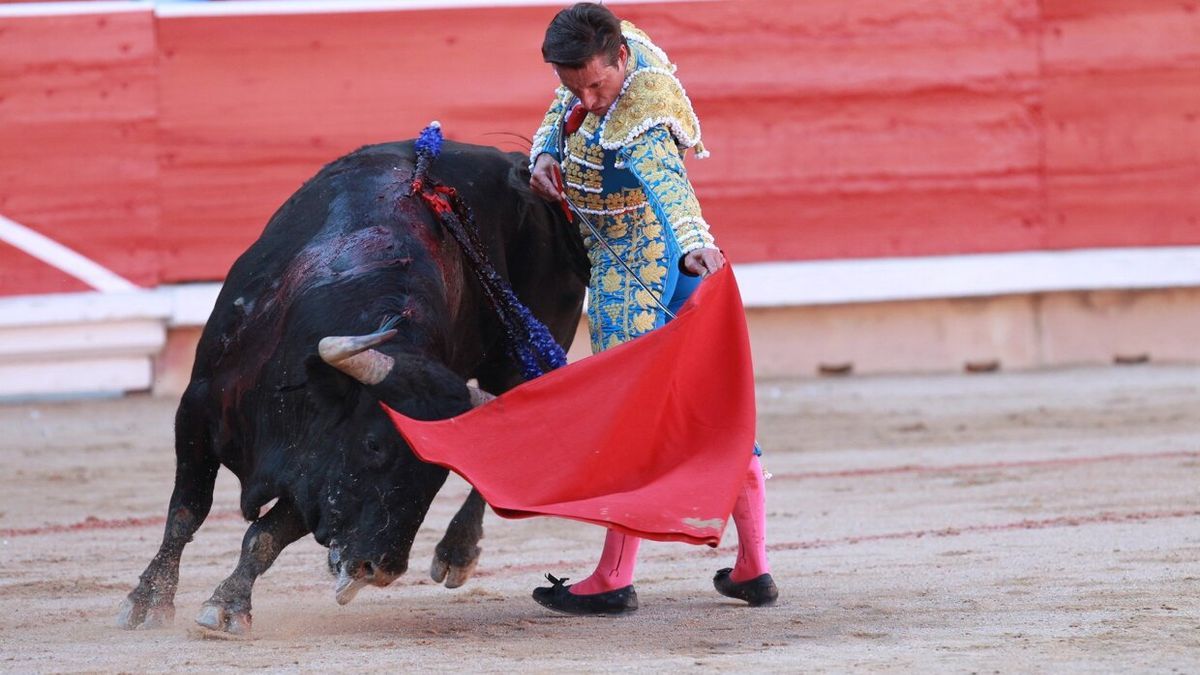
597 23 709 159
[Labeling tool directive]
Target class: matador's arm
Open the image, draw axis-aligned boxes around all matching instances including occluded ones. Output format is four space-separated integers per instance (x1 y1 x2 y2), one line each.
529 86 575 170
622 125 716 255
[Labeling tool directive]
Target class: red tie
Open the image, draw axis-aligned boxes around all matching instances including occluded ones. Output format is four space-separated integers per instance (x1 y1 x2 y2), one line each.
564 103 588 135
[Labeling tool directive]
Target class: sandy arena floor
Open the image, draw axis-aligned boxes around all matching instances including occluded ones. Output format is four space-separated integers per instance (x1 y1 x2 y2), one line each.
1 365 1198 672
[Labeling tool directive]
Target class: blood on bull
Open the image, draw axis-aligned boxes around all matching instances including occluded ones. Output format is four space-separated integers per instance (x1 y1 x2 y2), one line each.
116 133 587 635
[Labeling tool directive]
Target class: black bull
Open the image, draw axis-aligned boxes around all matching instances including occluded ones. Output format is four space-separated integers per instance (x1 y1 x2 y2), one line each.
117 140 588 634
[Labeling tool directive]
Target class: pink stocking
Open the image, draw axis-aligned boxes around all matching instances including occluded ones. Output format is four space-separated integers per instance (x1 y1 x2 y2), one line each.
568 528 641 595
730 455 771 582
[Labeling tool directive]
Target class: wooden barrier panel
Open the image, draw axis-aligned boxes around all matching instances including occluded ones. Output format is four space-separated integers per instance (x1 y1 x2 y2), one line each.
155 3 564 282
644 0 1052 262
1042 0 1200 249
155 0 1056 279
0 8 159 295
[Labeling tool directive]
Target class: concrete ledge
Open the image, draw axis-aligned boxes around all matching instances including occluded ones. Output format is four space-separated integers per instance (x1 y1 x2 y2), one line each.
744 287 1200 379
164 284 221 328
735 246 1200 307
0 355 152 399
0 291 170 328
0 319 165 362
0 290 173 398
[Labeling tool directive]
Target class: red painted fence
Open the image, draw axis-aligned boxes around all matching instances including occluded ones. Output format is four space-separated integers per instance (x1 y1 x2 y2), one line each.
1 0 1198 296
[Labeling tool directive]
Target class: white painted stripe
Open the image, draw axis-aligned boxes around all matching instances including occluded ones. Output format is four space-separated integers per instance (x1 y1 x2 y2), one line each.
0 290 169 327
0 1 149 18
0 214 138 293
0 318 165 361
153 0 716 19
0 356 153 399
165 282 220 327
734 246 1200 307
0 282 212 328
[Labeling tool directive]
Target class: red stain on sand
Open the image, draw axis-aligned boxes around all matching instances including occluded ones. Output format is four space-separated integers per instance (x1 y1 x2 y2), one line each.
481 507 1200 579
768 509 1200 553
0 509 242 539
771 450 1200 482
3 452 1196 546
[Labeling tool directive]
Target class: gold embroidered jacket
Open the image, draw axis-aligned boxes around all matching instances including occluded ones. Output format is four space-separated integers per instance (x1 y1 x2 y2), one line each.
530 22 716 352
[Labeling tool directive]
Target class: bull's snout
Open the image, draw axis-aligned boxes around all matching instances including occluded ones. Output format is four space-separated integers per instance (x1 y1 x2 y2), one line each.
329 548 406 605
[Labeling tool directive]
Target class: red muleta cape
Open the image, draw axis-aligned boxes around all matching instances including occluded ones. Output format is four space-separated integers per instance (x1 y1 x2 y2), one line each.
383 265 756 546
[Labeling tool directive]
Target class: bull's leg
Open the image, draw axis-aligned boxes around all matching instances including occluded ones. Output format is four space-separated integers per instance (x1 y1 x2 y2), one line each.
194 497 307 635
427 362 525 588
430 487 486 588
116 449 219 629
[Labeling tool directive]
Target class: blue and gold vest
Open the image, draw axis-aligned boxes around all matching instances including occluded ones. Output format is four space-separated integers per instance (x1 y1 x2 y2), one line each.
531 23 715 353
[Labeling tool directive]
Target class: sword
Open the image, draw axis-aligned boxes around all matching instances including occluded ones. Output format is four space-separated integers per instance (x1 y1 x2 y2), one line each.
552 119 677 321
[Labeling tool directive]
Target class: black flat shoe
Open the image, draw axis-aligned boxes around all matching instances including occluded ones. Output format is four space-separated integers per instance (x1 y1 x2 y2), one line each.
713 568 779 607
532 574 639 616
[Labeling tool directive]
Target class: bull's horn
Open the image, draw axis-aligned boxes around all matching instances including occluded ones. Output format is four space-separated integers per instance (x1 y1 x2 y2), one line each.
467 386 496 408
318 329 398 385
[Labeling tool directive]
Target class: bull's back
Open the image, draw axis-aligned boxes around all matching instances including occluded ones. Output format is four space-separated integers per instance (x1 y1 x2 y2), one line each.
190 141 534 383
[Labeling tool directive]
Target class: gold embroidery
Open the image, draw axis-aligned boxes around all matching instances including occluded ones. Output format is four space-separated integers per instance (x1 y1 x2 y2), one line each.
632 311 656 333
601 267 622 293
584 144 605 167
641 241 666 263
598 28 706 156
581 114 601 136
639 263 667 286
544 24 712 354
626 128 714 252
575 192 605 211
530 86 572 165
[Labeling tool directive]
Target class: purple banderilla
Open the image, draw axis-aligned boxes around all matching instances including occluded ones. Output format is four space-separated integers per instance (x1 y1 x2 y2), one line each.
409 122 567 381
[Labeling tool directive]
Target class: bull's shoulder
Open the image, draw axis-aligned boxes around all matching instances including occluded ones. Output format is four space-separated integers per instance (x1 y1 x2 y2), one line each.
314 141 416 178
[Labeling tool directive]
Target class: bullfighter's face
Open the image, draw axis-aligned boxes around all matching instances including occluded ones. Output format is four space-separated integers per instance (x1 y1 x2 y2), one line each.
555 43 629 117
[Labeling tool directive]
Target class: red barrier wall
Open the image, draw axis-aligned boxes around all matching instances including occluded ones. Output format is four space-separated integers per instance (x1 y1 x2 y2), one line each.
156 4 562 281
1042 0 1200 249
0 8 159 295
1 1 1198 296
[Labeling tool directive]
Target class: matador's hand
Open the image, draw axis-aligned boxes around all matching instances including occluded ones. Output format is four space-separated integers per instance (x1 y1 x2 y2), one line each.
683 248 726 277
530 153 566 203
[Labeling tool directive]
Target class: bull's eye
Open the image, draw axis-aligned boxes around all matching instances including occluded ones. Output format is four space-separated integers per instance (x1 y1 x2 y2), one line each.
364 433 388 467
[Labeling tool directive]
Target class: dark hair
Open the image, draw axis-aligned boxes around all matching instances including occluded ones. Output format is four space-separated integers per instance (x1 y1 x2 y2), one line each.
541 2 627 68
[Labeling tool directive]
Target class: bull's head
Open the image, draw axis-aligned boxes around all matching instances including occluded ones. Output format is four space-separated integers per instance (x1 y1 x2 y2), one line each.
305 328 494 605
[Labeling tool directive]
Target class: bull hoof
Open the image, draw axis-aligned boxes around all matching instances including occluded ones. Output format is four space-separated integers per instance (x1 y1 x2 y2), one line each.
442 556 480 589
116 597 175 630
140 603 176 629
430 544 481 588
195 602 252 636
430 557 449 584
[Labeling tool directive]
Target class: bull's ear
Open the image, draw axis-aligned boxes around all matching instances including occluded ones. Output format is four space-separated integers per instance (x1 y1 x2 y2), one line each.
304 353 359 410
